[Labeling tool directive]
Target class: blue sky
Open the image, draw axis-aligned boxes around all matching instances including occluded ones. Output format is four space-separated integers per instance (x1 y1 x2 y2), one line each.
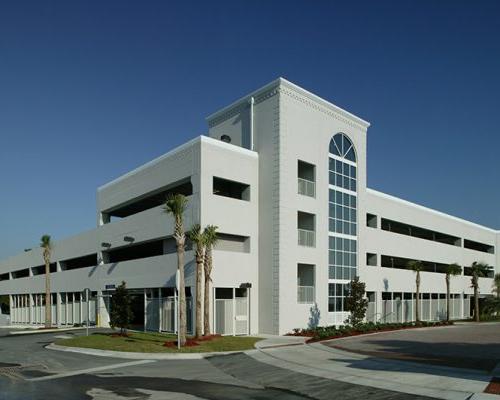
0 1 499 259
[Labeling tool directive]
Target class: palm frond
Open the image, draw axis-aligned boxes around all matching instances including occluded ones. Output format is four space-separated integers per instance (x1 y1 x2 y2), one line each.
163 193 188 216
407 260 423 272
446 263 462 276
470 261 490 278
187 224 204 245
203 225 219 247
40 234 51 249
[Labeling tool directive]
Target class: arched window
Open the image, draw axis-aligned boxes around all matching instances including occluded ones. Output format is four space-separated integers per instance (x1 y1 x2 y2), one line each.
329 133 356 162
328 133 358 319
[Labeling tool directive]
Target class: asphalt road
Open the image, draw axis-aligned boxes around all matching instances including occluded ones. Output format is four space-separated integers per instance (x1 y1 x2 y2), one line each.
325 323 500 373
0 328 433 400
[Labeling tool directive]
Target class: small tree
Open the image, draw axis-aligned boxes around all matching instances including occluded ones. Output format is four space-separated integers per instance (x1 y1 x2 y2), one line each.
164 193 188 346
344 277 368 328
202 225 218 336
110 281 133 335
408 260 423 323
187 223 206 339
40 234 52 328
470 262 490 322
445 263 462 322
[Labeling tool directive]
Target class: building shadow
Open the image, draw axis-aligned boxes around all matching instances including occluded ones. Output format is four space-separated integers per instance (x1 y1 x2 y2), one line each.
326 338 499 382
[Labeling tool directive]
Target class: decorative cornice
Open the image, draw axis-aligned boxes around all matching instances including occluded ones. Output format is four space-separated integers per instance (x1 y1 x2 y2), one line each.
206 78 370 132
278 85 368 132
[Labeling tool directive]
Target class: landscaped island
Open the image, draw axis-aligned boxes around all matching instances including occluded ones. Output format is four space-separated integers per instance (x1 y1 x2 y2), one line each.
55 332 261 353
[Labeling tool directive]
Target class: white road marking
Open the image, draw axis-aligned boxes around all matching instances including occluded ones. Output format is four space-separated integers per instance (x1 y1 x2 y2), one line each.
137 389 207 400
27 359 156 382
53 335 73 339
86 388 207 400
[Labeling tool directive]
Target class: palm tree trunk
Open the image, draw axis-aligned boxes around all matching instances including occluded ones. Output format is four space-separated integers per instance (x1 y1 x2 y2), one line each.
178 240 187 346
415 272 420 323
195 257 203 338
474 283 480 322
204 270 210 335
446 275 450 322
203 247 212 336
45 260 51 328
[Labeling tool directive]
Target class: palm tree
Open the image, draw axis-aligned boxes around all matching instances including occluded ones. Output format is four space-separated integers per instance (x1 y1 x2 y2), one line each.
493 273 500 299
445 263 462 322
203 225 218 336
470 261 490 322
40 234 52 328
164 194 188 346
187 224 206 339
408 260 424 323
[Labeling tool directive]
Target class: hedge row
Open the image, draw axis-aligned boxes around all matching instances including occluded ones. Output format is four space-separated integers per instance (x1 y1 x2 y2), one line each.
289 320 454 341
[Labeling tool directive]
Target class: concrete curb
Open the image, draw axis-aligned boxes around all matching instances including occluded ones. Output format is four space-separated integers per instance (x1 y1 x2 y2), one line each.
469 394 500 400
46 343 259 360
309 323 458 344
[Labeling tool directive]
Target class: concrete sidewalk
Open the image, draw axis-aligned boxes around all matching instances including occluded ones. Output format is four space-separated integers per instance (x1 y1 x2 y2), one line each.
250 341 493 400
254 334 308 349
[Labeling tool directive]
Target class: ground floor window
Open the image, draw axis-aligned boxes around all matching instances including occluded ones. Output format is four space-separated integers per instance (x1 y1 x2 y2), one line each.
328 283 349 312
297 264 315 303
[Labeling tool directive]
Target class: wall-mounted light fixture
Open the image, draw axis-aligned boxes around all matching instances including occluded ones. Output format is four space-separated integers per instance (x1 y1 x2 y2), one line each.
124 236 135 243
101 242 111 248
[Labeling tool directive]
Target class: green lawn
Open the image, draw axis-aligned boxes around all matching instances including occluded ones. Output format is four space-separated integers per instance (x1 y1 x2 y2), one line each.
55 331 261 353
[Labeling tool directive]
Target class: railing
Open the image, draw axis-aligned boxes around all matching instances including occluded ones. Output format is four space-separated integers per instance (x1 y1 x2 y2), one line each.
297 286 315 303
298 178 315 197
298 229 315 247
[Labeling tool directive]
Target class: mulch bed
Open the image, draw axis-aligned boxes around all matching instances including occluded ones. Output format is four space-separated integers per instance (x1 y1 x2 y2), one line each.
485 377 500 395
288 323 453 343
163 334 222 348
110 333 131 338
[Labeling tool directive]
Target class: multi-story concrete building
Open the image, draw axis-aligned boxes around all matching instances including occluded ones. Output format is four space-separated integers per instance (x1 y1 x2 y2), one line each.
0 78 497 335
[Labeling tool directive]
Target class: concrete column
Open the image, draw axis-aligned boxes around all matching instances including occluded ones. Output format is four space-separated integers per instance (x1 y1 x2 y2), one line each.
32 295 36 324
80 294 83 324
29 294 33 325
13 295 17 324
23 295 26 324
144 289 147 332
56 262 62 272
232 288 236 336
56 293 61 326
158 288 162 333
71 293 75 325
97 291 110 328
65 293 68 325
10 295 14 324
37 294 41 324
18 295 22 324
212 287 216 335
376 291 383 323
461 292 464 319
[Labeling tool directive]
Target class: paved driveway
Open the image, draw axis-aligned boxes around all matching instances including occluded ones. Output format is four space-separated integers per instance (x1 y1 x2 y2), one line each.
0 329 434 399
324 323 500 373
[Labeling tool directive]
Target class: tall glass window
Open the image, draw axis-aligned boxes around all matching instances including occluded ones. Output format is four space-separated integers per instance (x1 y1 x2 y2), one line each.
328 133 357 314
